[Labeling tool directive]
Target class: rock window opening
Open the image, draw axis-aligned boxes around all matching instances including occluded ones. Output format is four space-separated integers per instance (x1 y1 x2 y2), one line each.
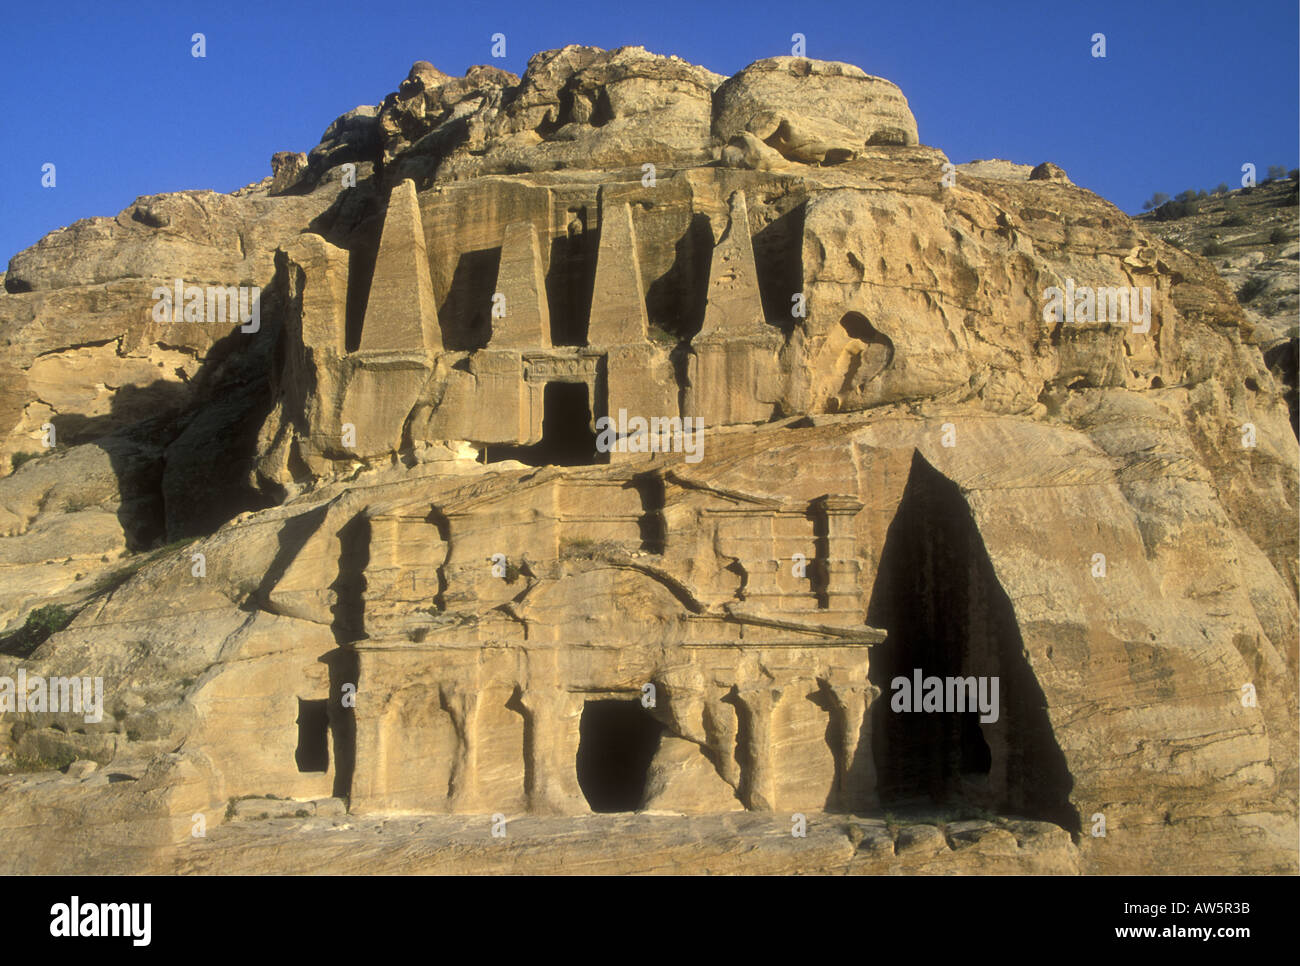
575 699 664 812
295 698 330 773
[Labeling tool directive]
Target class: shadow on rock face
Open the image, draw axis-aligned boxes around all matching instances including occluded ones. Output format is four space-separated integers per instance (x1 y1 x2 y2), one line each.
45 296 288 551
867 450 1078 833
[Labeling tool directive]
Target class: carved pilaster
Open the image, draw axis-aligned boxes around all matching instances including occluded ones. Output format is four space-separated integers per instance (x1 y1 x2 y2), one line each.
441 680 481 812
825 673 881 811
517 681 587 815
733 681 779 811
811 494 864 615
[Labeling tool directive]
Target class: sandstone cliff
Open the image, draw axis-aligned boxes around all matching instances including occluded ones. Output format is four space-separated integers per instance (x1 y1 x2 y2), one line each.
0 45 1294 875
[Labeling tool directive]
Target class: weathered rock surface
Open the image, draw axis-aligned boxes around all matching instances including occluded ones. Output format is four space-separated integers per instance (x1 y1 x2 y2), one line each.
0 46 1294 876
166 813 1080 875
714 57 919 159
1137 176 1299 437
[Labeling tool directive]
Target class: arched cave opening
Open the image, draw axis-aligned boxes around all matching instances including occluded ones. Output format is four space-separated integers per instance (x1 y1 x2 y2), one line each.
576 699 665 812
488 382 600 466
866 451 1078 832
295 698 330 773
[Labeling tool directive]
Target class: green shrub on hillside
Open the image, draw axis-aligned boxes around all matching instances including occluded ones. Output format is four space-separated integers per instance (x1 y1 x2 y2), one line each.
0 604 76 658
1238 278 1268 303
1155 199 1198 221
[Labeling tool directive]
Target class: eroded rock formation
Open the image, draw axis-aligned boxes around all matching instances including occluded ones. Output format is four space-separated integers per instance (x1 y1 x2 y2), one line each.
0 45 1294 875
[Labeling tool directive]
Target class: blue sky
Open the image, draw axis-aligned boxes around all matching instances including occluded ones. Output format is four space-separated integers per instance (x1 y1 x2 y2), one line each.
1 0 1295 263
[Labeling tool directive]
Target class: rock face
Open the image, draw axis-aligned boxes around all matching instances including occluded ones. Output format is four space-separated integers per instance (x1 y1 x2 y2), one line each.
1136 176 1299 436
372 46 723 186
714 57 919 161
0 47 1295 876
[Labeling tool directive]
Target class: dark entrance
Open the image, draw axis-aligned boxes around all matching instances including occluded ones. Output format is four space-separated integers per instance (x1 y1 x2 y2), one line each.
487 382 601 466
295 698 330 772
575 699 664 812
867 451 1077 831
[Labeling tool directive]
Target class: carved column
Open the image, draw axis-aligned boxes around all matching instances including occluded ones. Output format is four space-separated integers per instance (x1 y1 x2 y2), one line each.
826 669 880 812
704 689 742 791
517 679 587 815
733 681 779 811
441 679 481 812
344 649 384 816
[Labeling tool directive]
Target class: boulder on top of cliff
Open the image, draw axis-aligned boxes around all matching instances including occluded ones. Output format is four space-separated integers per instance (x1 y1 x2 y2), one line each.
714 57 919 163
